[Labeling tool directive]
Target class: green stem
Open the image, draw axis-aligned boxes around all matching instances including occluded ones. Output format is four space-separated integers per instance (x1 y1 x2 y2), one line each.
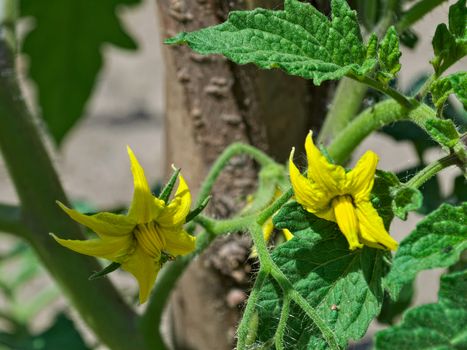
327 100 435 164
406 153 460 189
0 18 146 350
196 143 275 206
274 292 291 350
195 214 255 234
416 73 436 100
318 78 368 144
236 269 268 350
350 75 415 109
396 0 448 33
256 188 293 226
0 204 26 236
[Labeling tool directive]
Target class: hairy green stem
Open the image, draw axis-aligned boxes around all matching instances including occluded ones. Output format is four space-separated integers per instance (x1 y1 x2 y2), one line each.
274 293 291 350
318 78 368 144
0 17 147 350
195 214 255 234
196 143 275 207
236 269 268 350
327 100 435 163
257 188 293 226
351 75 415 109
406 153 460 189
396 0 448 33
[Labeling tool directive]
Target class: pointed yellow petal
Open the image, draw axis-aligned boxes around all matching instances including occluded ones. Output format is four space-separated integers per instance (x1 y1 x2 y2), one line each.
305 132 346 196
127 147 163 223
356 201 398 251
289 148 332 213
346 151 378 202
121 244 161 304
262 218 275 242
51 233 133 261
332 196 363 250
57 202 135 238
158 174 191 228
282 229 294 241
159 226 196 257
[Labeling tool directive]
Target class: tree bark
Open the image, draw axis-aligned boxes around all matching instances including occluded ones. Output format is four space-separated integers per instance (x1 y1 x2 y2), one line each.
155 1 333 349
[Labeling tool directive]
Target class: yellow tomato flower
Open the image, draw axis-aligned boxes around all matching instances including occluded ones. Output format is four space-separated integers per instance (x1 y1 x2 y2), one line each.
51 147 196 303
289 132 398 251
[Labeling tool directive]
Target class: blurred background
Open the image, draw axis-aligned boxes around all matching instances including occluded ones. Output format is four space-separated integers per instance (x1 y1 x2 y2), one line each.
0 0 465 349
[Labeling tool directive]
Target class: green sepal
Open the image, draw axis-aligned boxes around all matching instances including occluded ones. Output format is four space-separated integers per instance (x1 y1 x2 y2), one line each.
166 0 369 85
377 26 401 84
376 270 467 350
159 167 181 203
425 118 460 148
88 262 121 281
185 196 211 223
384 203 467 299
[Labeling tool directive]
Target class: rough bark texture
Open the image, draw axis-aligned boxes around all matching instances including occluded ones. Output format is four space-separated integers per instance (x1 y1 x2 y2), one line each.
155 1 333 349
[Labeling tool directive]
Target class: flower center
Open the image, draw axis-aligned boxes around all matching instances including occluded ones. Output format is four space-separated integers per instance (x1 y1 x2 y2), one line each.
133 222 166 259
331 195 362 250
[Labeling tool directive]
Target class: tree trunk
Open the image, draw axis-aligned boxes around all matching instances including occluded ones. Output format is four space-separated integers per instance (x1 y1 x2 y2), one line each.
155 1 333 349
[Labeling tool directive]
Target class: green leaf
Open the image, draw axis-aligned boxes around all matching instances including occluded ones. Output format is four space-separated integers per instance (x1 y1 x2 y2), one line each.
256 202 386 349
20 0 141 144
166 0 370 85
431 0 467 75
384 203 467 298
431 72 467 111
375 270 467 350
377 26 401 84
425 118 460 148
449 0 467 38
391 186 423 220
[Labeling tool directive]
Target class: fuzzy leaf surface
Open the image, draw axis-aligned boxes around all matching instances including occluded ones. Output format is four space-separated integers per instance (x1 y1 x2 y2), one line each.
384 203 467 298
255 202 386 349
20 0 141 144
376 270 467 350
166 0 372 85
377 26 401 84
